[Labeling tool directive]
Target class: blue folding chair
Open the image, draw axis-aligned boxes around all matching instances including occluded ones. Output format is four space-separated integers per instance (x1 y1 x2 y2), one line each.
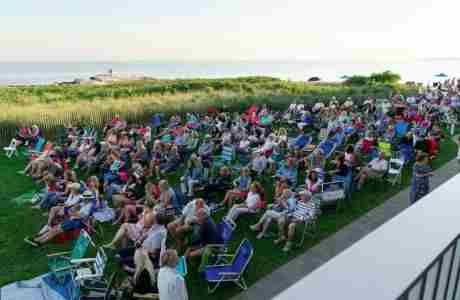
202 239 254 293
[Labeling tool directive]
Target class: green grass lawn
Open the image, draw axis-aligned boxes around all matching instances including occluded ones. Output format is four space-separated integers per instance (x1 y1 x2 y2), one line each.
0 136 457 299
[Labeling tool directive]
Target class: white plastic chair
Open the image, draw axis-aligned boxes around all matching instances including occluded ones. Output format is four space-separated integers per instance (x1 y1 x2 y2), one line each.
387 158 404 185
70 247 108 285
4 139 18 158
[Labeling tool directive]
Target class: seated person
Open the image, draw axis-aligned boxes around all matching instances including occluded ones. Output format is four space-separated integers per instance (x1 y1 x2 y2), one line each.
167 198 210 250
354 152 388 190
117 213 169 276
303 169 322 200
275 158 298 185
251 151 268 176
24 190 94 247
275 193 315 252
204 166 233 194
103 202 156 250
180 154 205 197
250 189 296 239
224 182 263 223
220 167 251 207
184 208 221 258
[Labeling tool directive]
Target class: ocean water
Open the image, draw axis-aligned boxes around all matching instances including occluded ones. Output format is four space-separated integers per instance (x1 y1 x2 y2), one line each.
0 60 459 85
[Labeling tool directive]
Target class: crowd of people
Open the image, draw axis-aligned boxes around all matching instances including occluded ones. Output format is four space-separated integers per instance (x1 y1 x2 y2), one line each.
14 78 460 298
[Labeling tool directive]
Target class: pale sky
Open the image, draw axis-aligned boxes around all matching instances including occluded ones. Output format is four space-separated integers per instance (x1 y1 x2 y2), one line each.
1 0 459 62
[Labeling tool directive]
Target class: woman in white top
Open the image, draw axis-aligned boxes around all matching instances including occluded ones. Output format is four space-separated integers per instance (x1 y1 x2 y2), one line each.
158 249 189 300
225 182 262 223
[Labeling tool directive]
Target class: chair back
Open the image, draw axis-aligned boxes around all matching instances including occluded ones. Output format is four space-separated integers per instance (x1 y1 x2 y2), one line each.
292 201 315 221
34 138 46 152
229 239 254 274
221 145 234 162
217 220 236 244
71 230 93 260
94 248 108 276
378 141 392 157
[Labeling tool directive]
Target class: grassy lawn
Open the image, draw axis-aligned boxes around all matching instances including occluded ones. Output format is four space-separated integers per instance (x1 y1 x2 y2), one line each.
0 135 457 299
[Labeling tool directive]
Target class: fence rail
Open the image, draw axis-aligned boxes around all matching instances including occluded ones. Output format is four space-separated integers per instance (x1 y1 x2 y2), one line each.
398 234 460 300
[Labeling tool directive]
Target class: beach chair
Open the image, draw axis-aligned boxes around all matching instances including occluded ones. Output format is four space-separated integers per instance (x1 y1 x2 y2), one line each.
213 144 235 169
289 197 320 247
70 247 108 286
22 137 45 158
319 180 346 207
47 229 95 284
198 220 237 272
386 158 404 186
4 138 19 158
202 239 254 293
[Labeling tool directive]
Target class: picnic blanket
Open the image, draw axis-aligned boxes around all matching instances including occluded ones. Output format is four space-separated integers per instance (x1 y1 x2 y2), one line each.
0 274 46 300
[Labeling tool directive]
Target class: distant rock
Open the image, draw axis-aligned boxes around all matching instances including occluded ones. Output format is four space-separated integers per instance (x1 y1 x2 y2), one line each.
308 76 321 82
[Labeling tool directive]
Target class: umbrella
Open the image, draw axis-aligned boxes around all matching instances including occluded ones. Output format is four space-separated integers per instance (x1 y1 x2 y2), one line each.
434 73 448 78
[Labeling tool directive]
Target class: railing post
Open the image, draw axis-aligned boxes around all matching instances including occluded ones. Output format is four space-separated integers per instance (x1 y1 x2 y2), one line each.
443 241 457 300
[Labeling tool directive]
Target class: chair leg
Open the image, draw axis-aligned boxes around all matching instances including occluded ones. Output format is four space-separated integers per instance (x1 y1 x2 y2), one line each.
208 280 224 294
235 277 248 290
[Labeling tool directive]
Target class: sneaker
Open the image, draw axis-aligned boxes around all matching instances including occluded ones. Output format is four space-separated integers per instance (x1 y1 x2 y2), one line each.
283 242 293 252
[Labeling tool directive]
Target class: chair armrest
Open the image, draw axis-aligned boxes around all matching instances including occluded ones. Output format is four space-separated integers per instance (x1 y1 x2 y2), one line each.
132 293 160 299
53 265 74 273
71 258 96 264
47 251 71 258
75 274 101 281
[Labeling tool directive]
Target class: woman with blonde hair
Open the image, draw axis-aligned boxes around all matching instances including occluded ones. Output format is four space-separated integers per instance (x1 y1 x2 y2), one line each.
158 249 189 300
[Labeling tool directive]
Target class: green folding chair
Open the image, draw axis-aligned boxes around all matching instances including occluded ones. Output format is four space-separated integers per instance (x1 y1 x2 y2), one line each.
47 229 95 284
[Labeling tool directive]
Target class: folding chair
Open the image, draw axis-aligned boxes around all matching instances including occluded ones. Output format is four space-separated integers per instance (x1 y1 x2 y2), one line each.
213 144 235 168
319 180 346 208
198 220 236 272
47 229 96 284
387 158 404 185
4 138 19 158
202 239 254 293
22 137 45 158
289 198 320 247
71 247 108 287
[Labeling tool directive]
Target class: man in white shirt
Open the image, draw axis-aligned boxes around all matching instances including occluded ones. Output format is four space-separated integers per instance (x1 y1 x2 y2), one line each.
355 152 388 190
167 198 210 250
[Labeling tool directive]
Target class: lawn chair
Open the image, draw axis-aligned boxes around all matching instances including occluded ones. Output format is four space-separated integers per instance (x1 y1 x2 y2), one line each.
22 137 45 158
47 229 95 284
198 220 236 272
4 138 19 158
289 197 320 247
71 247 108 287
213 144 235 169
202 239 254 294
319 180 346 207
386 158 404 185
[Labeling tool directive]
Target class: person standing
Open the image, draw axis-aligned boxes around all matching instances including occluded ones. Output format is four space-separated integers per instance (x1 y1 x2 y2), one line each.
410 153 433 204
158 249 188 300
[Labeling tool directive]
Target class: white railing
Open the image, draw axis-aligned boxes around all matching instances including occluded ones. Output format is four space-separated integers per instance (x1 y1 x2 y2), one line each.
275 174 460 300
